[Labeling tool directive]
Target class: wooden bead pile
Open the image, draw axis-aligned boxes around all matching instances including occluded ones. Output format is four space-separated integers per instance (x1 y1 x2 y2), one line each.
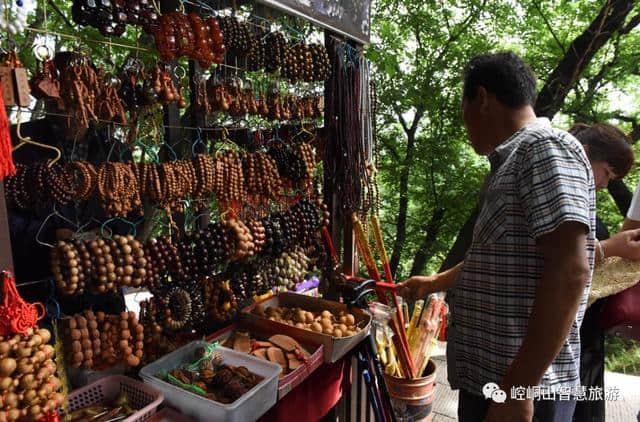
254 306 361 337
246 26 266 71
0 328 64 422
295 143 317 180
227 261 272 303
50 240 88 295
265 32 287 73
71 0 159 36
150 280 206 331
51 235 147 295
215 150 245 203
62 311 144 369
218 16 251 58
5 163 74 209
143 237 182 289
225 216 255 261
154 12 225 66
246 219 266 253
178 222 233 280
268 144 308 182
139 300 184 365
243 152 282 199
96 162 142 217
202 278 237 323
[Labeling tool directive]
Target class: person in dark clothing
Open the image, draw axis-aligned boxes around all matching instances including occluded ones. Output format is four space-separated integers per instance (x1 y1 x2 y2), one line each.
569 123 635 422
7 52 131 315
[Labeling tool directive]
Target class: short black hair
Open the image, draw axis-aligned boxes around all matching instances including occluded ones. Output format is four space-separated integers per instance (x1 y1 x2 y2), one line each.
463 52 537 108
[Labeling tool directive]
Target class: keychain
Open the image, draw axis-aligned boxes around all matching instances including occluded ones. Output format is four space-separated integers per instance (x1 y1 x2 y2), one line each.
30 45 60 101
0 49 31 107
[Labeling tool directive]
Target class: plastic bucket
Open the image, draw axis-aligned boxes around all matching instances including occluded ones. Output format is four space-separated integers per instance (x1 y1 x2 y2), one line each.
383 360 436 422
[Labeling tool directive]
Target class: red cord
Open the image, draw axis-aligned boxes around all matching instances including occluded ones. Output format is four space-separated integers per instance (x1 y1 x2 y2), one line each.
37 411 59 422
0 271 45 336
0 84 17 179
439 306 447 342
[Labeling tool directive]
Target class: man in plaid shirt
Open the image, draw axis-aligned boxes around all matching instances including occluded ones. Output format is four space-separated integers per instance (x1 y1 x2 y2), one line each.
401 52 595 422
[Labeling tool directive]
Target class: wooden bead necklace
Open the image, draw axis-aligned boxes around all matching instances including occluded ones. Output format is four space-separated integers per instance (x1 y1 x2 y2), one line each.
154 11 225 64
143 236 182 289
224 215 255 261
202 277 237 323
243 151 282 200
50 241 84 296
178 222 233 280
96 162 142 217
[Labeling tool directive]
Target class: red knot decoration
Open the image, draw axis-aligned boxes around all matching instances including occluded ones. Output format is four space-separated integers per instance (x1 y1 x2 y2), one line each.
37 411 60 422
0 271 45 336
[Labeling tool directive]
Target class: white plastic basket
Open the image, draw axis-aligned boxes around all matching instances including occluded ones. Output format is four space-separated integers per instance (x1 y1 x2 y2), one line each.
61 375 164 422
140 341 281 422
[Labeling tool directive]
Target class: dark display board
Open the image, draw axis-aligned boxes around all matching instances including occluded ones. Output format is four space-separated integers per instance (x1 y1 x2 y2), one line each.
257 0 370 44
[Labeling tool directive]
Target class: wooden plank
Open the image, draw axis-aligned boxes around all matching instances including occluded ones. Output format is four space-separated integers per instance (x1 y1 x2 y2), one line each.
0 181 14 272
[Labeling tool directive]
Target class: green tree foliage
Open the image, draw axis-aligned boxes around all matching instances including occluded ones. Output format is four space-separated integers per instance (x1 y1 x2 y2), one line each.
369 0 640 279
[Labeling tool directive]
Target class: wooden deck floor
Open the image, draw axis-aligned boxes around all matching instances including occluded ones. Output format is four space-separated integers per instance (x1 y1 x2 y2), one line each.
430 342 640 422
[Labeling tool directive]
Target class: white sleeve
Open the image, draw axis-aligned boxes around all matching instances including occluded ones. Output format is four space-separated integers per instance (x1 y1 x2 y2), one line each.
626 184 640 221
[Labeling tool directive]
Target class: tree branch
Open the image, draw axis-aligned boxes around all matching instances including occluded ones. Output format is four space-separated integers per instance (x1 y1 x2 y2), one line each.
380 137 400 161
434 0 488 65
535 0 637 119
613 114 640 143
532 1 566 54
620 13 640 34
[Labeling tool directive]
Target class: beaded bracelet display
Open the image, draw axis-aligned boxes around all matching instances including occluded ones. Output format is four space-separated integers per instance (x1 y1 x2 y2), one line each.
63 310 144 369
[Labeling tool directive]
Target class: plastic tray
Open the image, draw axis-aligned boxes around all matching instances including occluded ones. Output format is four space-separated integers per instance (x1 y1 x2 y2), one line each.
60 375 164 422
242 292 371 363
207 320 324 399
140 341 281 422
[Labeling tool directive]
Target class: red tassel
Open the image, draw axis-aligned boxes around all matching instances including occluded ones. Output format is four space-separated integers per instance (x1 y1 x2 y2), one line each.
0 271 45 336
0 83 16 179
439 308 447 342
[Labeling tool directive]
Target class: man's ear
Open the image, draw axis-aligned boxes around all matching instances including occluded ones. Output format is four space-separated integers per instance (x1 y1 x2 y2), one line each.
477 86 489 114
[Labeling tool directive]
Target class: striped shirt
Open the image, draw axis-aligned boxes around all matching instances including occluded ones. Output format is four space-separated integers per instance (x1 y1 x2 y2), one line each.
449 118 596 395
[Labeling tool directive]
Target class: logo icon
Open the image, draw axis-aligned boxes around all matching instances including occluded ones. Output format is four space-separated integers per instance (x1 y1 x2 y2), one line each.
482 382 507 403
491 389 507 403
482 382 500 399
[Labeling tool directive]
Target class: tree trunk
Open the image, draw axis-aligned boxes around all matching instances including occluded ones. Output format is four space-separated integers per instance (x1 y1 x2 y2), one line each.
535 0 637 118
410 207 446 275
389 130 417 277
439 206 479 272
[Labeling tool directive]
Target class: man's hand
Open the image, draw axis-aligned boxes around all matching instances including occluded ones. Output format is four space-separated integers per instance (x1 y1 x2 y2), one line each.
602 229 640 261
398 275 438 300
483 398 533 422
398 261 464 300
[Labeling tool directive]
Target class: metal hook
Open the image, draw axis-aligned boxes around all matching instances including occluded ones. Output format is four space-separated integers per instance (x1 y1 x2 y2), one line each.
161 141 178 161
35 213 56 248
45 280 61 318
174 65 187 81
36 204 79 248
192 127 207 156
101 217 138 238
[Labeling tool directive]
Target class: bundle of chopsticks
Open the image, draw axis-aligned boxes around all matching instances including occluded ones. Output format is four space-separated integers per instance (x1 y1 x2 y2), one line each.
352 214 447 379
